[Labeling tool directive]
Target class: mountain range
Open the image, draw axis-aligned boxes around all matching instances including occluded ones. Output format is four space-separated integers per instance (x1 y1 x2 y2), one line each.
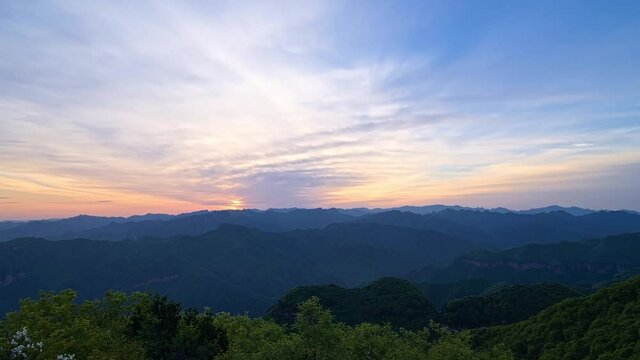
409 232 640 286
2 206 640 249
0 222 476 315
1 205 639 321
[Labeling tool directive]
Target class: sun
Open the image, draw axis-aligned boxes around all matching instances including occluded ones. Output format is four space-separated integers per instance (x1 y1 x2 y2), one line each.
227 198 244 210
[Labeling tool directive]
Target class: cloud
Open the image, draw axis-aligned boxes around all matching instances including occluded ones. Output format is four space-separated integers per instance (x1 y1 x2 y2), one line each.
1 1 639 219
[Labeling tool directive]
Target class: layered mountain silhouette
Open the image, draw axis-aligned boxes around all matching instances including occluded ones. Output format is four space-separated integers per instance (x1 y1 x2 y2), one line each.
1 206 639 320
410 232 640 285
0 222 476 315
267 278 580 330
2 207 640 249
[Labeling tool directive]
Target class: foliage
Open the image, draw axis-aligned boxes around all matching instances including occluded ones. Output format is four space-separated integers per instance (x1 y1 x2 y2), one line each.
0 290 513 360
268 278 578 331
219 296 513 360
266 278 437 330
0 290 146 359
0 290 228 360
415 278 506 309
5 276 639 359
128 294 228 359
473 275 640 359
439 283 580 329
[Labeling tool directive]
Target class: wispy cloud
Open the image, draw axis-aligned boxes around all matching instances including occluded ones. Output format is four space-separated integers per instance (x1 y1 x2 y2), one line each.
0 0 639 219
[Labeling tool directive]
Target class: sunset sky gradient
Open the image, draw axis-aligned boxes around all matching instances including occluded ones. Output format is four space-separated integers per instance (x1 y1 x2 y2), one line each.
1 0 639 220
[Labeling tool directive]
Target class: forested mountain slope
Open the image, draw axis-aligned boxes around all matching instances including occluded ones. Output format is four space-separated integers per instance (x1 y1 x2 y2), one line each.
267 278 579 331
0 223 475 315
411 232 640 285
266 278 437 330
474 275 640 359
439 283 580 329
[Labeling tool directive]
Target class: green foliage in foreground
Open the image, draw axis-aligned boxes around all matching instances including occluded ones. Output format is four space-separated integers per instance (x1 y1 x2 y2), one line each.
474 275 640 359
0 290 227 360
0 291 513 360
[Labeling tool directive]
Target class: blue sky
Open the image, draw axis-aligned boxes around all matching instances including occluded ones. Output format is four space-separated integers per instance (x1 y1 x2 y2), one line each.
0 0 639 219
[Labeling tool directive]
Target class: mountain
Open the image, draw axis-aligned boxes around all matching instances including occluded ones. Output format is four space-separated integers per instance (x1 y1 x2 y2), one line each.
415 278 507 309
361 209 640 248
3 206 639 246
0 215 127 241
371 205 477 215
0 213 189 241
439 283 580 329
266 278 437 330
0 209 356 242
516 205 595 216
355 204 606 216
433 209 640 247
267 278 577 331
356 210 495 246
474 275 640 359
410 232 640 285
71 208 358 241
0 223 476 315
0 221 23 232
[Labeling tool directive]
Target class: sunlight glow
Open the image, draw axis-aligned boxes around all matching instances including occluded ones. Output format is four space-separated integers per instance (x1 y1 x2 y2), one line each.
0 1 639 219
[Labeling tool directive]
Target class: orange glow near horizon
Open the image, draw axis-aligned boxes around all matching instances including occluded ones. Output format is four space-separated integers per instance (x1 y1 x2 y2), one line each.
2 149 639 220
1 2 639 220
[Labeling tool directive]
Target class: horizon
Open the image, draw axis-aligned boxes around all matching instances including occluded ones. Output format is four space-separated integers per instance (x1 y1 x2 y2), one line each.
1 1 640 219
1 203 638 222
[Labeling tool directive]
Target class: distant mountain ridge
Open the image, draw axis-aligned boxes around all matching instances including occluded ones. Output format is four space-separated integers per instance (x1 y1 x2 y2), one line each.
362 204 638 216
1 205 639 244
357 209 640 248
0 209 355 242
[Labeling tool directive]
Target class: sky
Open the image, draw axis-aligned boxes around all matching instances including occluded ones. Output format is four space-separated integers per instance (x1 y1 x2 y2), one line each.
1 0 639 220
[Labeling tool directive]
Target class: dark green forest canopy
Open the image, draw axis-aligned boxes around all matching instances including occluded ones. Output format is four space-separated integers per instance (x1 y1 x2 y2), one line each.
266 278 438 330
415 278 507 309
0 289 513 360
267 278 580 331
473 275 640 359
439 283 581 329
2 275 639 359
